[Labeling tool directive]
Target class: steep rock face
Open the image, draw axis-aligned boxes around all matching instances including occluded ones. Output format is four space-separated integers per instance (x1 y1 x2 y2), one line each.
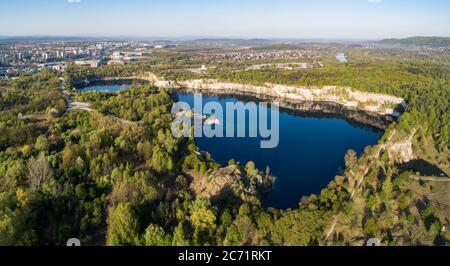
94 72 405 123
175 79 405 117
134 73 404 116
180 88 394 129
386 131 417 163
189 165 271 204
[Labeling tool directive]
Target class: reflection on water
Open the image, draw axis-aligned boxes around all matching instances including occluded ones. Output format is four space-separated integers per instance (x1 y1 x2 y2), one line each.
178 93 382 209
81 84 131 92
78 79 149 92
79 82 384 210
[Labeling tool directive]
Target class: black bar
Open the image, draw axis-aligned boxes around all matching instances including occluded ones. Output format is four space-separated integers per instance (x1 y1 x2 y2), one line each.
0 246 446 265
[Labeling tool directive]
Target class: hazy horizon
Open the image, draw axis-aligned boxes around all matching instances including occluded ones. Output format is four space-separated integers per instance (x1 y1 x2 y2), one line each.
1 0 450 39
0 34 448 42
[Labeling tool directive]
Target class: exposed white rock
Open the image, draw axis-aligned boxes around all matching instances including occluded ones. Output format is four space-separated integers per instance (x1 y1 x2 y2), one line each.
133 73 406 117
387 131 417 163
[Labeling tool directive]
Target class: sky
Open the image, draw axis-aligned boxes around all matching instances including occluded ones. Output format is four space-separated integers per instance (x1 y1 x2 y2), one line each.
0 0 449 39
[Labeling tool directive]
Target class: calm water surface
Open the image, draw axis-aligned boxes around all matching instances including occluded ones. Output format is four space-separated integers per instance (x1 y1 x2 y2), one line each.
178 93 381 209
82 84 382 209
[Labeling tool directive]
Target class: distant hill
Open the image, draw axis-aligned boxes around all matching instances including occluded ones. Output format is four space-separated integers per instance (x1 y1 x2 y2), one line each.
380 36 450 47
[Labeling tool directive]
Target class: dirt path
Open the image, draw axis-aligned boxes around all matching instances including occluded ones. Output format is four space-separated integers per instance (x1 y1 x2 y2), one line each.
60 77 94 112
323 130 397 244
60 77 143 125
409 175 450 182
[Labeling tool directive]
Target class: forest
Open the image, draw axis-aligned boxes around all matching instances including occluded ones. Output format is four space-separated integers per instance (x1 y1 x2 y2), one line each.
0 45 449 246
380 37 450 47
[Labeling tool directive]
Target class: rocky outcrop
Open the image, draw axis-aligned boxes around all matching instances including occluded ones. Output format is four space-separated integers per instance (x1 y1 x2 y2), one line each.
386 130 417 163
132 72 404 118
190 165 272 204
176 79 405 118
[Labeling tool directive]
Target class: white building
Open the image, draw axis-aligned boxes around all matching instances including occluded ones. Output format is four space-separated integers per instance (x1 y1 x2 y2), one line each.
74 60 100 68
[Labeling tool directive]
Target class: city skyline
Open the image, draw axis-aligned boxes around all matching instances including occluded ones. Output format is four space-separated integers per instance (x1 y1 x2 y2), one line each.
1 0 450 39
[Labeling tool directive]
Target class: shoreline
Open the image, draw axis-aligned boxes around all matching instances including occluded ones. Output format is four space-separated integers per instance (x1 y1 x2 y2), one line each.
176 88 393 130
72 73 405 129
172 79 405 118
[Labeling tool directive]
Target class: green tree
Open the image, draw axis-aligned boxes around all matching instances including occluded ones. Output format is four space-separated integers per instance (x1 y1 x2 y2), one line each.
106 203 140 246
172 222 190 246
363 217 378 237
245 161 258 177
220 209 233 228
190 199 216 230
151 145 174 173
35 135 50 153
224 226 241 246
143 224 171 246
272 210 326 246
382 176 393 200
137 141 152 160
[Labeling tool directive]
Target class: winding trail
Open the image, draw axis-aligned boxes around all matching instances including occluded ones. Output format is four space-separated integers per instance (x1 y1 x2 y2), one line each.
323 130 397 244
60 77 93 113
409 175 450 183
59 77 143 125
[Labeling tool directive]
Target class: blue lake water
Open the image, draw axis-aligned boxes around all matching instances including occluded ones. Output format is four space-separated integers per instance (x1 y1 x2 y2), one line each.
78 79 149 92
81 83 382 209
81 84 131 92
178 93 381 209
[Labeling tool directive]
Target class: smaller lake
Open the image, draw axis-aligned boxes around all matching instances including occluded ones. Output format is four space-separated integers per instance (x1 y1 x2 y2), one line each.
336 53 348 63
79 80 148 92
82 84 131 92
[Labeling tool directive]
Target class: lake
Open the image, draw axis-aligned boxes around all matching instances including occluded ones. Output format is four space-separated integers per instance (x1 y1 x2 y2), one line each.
79 79 146 92
336 53 348 63
177 93 381 209
81 83 382 209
